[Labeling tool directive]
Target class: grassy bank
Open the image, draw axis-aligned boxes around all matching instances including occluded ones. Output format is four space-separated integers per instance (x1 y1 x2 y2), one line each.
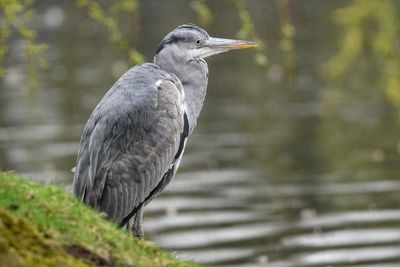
0 172 200 267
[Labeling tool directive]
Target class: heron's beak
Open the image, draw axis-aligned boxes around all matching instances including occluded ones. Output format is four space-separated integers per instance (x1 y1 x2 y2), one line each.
208 37 257 50
198 37 257 58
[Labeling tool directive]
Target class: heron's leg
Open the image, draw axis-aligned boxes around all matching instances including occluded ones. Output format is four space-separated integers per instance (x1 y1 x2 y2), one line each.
131 206 144 238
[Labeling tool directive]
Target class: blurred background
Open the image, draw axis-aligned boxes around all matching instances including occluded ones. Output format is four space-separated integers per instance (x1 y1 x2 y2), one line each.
1 0 400 266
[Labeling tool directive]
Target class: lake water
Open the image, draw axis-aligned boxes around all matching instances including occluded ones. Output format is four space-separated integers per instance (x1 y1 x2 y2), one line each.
1 1 400 266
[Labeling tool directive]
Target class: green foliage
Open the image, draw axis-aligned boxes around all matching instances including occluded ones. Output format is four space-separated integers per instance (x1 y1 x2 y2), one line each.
323 0 400 116
108 0 138 17
0 172 201 267
276 0 296 86
0 1 267 94
191 0 213 27
0 0 144 94
0 0 47 94
76 0 143 64
233 0 268 66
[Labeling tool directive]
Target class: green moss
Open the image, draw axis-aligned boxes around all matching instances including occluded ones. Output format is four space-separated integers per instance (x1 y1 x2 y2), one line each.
0 208 91 267
0 172 201 267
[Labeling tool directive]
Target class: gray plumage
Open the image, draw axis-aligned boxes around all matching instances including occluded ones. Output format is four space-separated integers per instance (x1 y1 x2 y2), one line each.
72 24 256 237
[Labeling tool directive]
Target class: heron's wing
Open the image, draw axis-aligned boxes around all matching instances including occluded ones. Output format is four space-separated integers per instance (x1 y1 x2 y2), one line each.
73 64 187 224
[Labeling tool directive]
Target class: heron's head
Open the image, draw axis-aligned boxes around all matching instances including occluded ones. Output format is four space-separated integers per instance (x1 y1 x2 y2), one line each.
154 24 256 64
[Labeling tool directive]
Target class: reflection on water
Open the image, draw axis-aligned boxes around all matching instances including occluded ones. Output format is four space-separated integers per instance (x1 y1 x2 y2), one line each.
1 1 400 266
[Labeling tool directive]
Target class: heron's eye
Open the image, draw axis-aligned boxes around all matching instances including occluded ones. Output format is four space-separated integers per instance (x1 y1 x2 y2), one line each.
194 39 201 46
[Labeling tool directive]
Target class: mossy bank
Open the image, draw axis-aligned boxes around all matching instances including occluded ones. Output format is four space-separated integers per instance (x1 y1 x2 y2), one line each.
0 172 201 267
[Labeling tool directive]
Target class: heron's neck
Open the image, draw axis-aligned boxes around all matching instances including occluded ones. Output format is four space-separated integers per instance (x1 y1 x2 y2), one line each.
155 56 209 133
180 59 208 133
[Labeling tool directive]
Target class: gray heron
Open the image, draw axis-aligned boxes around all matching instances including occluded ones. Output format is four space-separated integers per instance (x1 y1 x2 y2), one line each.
72 24 256 237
